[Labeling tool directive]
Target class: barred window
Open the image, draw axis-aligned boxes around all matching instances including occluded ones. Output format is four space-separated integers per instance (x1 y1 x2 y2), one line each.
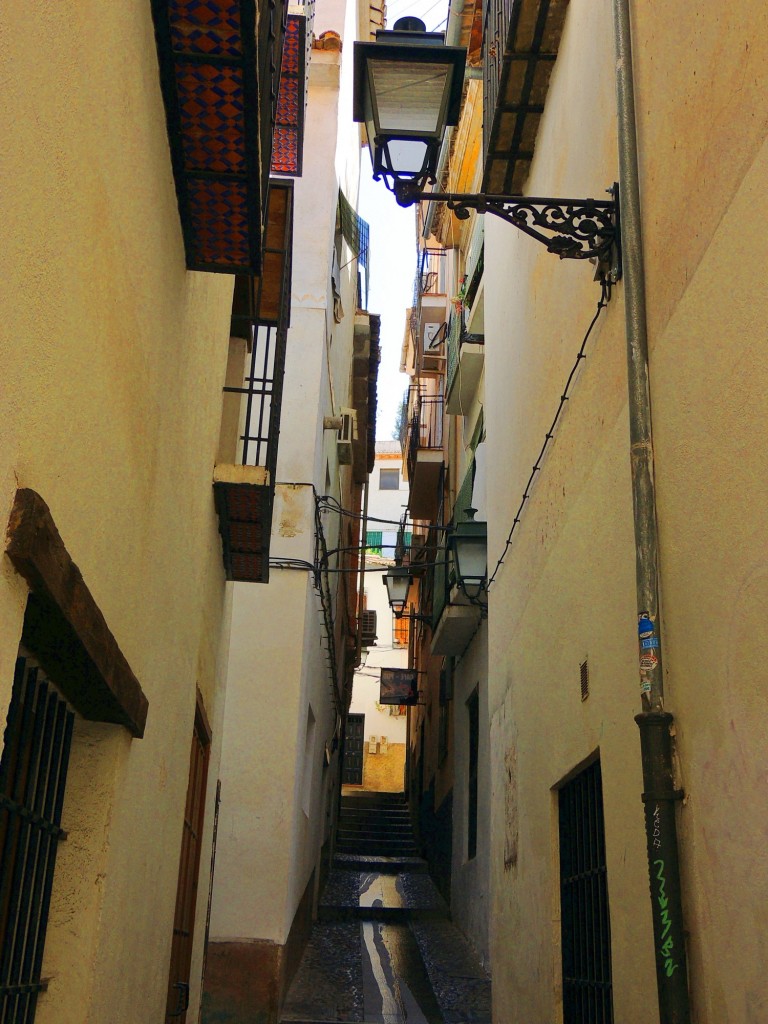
559 759 613 1023
0 656 75 1023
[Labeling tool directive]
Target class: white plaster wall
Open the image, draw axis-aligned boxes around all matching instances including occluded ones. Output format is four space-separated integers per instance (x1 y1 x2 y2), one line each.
209 0 368 956
349 556 408 747
349 447 411 743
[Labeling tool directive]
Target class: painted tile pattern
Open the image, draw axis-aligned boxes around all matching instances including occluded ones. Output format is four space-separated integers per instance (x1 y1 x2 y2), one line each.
271 15 305 176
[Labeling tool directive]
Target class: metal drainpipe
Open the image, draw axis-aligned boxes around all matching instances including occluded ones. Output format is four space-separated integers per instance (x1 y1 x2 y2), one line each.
612 2 691 1021
356 475 370 669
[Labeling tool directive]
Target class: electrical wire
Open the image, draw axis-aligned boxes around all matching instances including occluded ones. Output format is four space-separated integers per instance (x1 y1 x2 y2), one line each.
316 493 444 532
313 494 343 717
486 279 611 590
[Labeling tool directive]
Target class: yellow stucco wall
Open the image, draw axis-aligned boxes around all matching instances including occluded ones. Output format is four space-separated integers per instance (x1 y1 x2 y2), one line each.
484 0 768 1021
363 743 406 792
1 4 235 1022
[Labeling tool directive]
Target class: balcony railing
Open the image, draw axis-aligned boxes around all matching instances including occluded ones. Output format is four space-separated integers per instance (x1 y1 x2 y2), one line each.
446 310 463 400
224 319 288 481
407 394 444 481
464 216 484 309
417 247 448 298
213 180 294 583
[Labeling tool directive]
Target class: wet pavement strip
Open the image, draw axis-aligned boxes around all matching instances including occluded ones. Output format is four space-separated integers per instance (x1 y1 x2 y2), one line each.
280 868 490 1023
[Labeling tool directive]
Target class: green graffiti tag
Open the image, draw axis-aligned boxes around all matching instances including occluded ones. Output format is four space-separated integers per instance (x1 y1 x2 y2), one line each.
653 859 679 978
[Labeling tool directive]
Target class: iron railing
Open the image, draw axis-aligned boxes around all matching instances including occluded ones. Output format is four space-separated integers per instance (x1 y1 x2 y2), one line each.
223 181 294 486
406 393 444 484
417 247 448 298
446 310 463 400
0 658 74 1024
464 216 485 308
223 316 289 486
559 758 614 1023
482 0 511 165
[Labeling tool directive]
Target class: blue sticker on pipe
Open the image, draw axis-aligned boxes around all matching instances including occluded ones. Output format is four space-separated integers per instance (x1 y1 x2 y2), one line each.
638 615 655 638
641 637 660 649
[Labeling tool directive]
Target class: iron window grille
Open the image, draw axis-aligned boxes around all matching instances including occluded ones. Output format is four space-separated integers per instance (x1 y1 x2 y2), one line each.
0 656 75 1024
559 758 614 1023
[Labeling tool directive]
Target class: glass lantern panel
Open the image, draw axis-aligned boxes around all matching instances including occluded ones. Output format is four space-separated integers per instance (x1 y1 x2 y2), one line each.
384 139 429 175
369 59 452 135
455 537 487 583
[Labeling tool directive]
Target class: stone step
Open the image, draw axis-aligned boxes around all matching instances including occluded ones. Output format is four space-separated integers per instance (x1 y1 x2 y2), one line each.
340 792 406 807
332 853 428 873
337 843 417 855
317 904 447 923
337 821 411 835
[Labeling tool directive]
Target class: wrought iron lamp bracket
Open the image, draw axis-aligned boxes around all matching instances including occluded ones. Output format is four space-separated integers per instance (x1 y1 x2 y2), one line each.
393 180 621 279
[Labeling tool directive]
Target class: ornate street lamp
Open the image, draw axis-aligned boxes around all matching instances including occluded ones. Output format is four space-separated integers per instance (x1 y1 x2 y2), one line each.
382 565 413 617
353 17 466 196
448 508 487 605
353 19 619 268
382 565 433 625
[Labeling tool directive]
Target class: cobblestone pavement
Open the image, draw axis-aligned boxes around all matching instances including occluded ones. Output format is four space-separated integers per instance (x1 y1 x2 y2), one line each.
280 799 491 1024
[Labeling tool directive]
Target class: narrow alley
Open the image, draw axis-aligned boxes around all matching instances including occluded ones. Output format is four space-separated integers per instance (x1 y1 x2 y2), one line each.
280 791 491 1023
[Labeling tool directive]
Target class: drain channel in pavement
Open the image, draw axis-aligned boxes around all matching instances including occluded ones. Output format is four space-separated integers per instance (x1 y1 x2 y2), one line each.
361 920 443 1023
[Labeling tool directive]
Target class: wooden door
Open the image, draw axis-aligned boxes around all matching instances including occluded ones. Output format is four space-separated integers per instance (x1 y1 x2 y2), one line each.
342 714 364 785
166 696 211 1022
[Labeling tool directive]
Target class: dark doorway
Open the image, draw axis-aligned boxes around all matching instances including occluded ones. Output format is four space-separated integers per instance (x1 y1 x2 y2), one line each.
342 714 364 785
467 689 479 861
166 696 211 1023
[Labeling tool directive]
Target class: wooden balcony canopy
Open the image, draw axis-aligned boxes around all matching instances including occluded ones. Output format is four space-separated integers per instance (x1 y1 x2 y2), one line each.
483 0 569 194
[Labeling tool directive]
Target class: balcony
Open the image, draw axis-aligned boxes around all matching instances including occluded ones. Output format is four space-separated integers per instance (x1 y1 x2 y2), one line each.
405 248 448 378
150 0 288 273
446 310 484 416
482 0 569 195
463 215 484 335
405 392 444 521
430 469 483 656
213 180 294 582
350 313 381 484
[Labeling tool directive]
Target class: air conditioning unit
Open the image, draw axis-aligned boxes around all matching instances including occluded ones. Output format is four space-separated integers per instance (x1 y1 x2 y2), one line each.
336 408 357 465
360 609 377 648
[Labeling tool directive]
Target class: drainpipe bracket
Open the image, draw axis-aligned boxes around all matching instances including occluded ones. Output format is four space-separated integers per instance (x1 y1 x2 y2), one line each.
641 789 685 804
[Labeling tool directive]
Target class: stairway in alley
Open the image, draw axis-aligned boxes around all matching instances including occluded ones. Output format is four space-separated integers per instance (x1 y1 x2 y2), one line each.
280 791 491 1024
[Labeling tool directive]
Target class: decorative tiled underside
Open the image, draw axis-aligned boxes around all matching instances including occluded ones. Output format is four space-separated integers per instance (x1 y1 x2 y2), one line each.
169 0 243 56
153 0 268 271
187 179 250 265
271 15 304 176
176 64 246 173
214 482 270 583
